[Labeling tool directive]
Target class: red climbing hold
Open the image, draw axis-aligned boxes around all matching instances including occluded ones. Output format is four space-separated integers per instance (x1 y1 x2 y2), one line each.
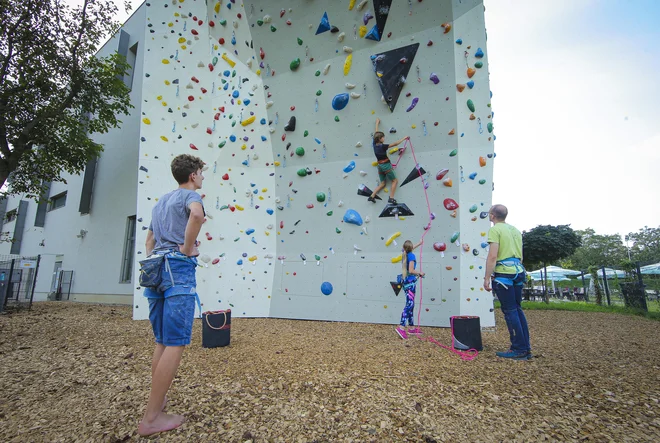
290 106 295 111
443 198 459 210
287 20 292 25
260 48 265 60
219 107 225 113
229 206 236 212
237 13 242 19
281 134 286 141
211 258 220 265
201 87 207 93
214 113 220 120
436 169 449 180
205 232 212 240
219 37 225 44
209 20 215 27
206 128 212 134
189 143 198 150
197 20 203 26
433 242 447 252
280 221 284 229
280 9 285 18
187 95 194 101
191 29 198 35
222 173 229 180
191 76 199 83
306 204 314 209
208 63 214 72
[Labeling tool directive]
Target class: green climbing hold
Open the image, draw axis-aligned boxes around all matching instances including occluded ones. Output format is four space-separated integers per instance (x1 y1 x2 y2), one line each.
218 141 226 148
232 70 236 77
316 90 322 96
304 130 309 137
449 149 458 157
231 120 236 127
316 192 326 202
475 61 483 69
336 227 341 234
295 147 305 156
212 56 218 66
290 58 301 71
315 70 321 77
297 168 307 177
228 113 233 119
256 20 263 26
469 204 478 213
467 99 475 112
450 232 460 243
334 116 340 122
297 37 303 46
315 255 321 261
271 25 277 32
326 210 333 216
487 122 493 133
478 179 486 185
220 19 228 26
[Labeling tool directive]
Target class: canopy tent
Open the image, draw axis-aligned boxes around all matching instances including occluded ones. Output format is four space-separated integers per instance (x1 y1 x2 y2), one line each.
529 266 584 296
583 268 626 279
640 263 660 275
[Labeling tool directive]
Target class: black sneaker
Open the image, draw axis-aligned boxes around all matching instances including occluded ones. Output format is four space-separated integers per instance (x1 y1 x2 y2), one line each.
367 196 376 203
388 197 397 205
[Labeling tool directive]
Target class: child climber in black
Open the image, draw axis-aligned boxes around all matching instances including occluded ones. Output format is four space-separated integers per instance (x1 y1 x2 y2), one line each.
369 118 408 204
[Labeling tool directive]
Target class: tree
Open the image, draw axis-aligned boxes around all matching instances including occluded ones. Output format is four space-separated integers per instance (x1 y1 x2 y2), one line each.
0 0 132 198
626 226 660 265
523 224 582 303
567 228 627 270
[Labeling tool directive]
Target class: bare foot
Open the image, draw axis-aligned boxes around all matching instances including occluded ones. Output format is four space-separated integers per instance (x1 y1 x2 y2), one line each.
138 412 185 437
161 395 168 411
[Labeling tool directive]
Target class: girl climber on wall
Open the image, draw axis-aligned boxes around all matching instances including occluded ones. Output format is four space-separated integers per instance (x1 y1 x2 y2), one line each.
395 239 425 340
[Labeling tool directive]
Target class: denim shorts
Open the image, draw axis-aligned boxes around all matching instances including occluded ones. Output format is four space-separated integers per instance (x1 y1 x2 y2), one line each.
144 252 198 346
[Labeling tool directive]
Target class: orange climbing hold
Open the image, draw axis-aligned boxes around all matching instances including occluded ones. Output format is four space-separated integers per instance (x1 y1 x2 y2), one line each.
456 84 466 92
443 178 453 187
448 129 455 135
441 23 452 34
479 156 487 167
467 67 476 78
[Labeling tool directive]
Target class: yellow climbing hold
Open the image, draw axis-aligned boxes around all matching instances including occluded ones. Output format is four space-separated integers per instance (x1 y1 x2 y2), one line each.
262 188 268 193
162 59 170 64
164 80 171 85
178 37 186 43
258 196 264 200
391 255 402 263
181 45 187 50
343 53 353 76
385 232 401 246
160 136 169 142
161 101 167 106
249 256 257 262
222 53 236 67
168 23 174 27
265 231 270 236
157 95 162 100
142 118 151 125
256 69 261 76
241 115 256 126
388 147 399 155
359 26 367 38
371 161 378 167
411 124 416 129
241 144 247 150
236 205 244 211
349 0 356 10
214 1 221 13
274 161 281 166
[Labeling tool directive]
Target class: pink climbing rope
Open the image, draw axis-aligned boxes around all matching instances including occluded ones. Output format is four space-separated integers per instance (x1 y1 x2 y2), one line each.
402 138 478 361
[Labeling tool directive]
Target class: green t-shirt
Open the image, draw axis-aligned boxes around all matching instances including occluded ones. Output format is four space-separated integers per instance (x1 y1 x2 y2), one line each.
487 222 523 274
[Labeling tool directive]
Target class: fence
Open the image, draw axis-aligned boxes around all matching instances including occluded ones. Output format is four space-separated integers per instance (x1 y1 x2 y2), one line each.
0 255 41 312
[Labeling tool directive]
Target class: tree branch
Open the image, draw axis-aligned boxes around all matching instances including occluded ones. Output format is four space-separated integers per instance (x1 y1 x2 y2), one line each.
0 10 32 86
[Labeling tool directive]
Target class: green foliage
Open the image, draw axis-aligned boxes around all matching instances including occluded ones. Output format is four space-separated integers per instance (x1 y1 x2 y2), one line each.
568 228 627 270
0 0 133 198
522 224 582 270
588 266 604 305
494 300 660 321
626 226 660 265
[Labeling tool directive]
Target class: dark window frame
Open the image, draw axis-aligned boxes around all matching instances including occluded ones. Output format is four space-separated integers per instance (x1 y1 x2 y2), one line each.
119 215 136 283
48 191 67 212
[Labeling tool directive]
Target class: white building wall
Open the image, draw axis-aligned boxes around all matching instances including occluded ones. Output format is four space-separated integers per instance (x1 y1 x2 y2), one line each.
0 5 148 304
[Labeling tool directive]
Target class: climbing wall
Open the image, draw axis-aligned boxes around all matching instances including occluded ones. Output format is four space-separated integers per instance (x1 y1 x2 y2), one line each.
134 0 495 328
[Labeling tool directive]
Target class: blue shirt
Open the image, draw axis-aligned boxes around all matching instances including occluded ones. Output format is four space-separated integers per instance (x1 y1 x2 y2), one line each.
149 189 204 250
407 252 416 270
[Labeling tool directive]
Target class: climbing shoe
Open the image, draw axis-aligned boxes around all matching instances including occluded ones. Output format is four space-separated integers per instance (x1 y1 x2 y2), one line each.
367 196 376 203
388 197 397 204
496 349 529 360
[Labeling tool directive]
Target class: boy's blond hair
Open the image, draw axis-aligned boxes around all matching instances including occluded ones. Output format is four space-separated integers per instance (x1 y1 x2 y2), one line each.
401 240 414 278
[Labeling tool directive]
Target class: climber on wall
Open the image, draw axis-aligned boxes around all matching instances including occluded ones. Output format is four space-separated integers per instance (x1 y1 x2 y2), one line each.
368 118 408 205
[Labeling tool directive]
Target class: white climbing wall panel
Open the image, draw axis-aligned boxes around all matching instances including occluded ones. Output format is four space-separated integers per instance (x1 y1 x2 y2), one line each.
133 0 495 328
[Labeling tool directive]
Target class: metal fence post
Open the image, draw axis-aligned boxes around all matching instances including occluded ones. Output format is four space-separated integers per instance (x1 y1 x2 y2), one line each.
601 266 611 306
28 255 41 310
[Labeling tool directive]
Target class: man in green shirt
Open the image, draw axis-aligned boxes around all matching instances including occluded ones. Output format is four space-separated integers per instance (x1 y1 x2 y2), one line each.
483 204 531 360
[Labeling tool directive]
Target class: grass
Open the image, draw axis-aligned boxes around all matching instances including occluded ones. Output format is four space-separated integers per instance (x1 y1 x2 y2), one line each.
494 300 660 321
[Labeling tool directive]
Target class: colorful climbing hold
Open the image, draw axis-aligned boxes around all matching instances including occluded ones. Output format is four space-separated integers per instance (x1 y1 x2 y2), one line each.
295 147 305 156
467 99 475 112
343 209 363 226
343 53 353 76
321 282 333 295
290 58 301 71
332 93 350 111
317 192 326 202
443 198 459 210
436 169 449 180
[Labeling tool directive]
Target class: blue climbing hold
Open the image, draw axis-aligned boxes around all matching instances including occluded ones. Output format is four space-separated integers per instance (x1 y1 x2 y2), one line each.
237 259 243 265
260 118 266 124
321 281 333 296
266 208 274 215
223 83 229 90
343 209 363 226
456 38 463 45
314 138 322 144
230 135 237 142
261 136 267 141
475 47 484 58
469 172 477 180
365 25 380 41
223 70 231 77
246 228 255 235
481 242 489 248
343 160 356 173
232 90 239 98
332 93 350 111
316 12 331 35
467 80 474 89
243 99 250 105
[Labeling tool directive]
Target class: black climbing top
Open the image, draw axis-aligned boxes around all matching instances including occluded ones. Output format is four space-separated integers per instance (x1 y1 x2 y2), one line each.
373 142 390 161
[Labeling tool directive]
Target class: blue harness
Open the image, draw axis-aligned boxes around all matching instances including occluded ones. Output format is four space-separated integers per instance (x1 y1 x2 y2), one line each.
493 257 526 289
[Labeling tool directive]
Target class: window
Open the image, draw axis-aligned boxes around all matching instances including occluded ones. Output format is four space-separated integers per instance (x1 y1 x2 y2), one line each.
120 215 136 283
48 192 67 211
5 208 17 222
125 42 138 91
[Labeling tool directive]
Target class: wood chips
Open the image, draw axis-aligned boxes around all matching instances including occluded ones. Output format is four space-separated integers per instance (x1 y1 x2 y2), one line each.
1 302 659 442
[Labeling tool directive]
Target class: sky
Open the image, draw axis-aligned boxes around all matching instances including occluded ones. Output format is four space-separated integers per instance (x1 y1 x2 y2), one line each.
107 0 660 237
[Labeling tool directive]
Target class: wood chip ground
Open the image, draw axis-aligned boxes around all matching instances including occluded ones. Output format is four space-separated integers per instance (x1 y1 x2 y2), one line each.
0 302 659 442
